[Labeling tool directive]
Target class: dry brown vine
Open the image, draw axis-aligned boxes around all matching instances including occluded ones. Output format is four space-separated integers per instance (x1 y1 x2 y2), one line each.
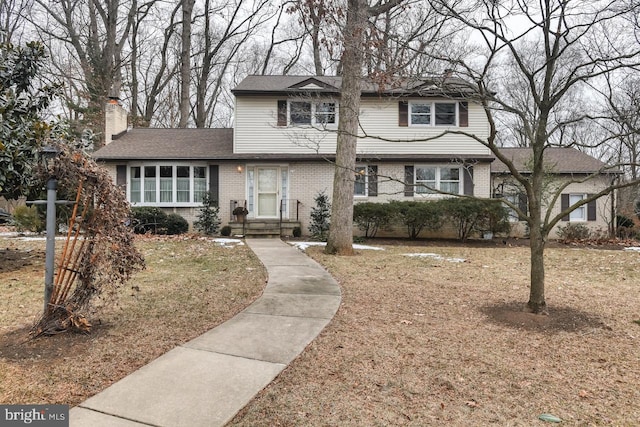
31 143 145 337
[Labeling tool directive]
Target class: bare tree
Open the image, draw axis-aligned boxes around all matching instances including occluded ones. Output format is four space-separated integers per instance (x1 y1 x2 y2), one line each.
192 0 274 128
32 0 139 145
0 0 33 43
178 0 194 128
430 0 640 313
324 0 407 255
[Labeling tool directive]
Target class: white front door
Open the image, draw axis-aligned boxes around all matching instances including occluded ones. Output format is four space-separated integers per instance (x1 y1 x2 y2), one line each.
256 167 279 218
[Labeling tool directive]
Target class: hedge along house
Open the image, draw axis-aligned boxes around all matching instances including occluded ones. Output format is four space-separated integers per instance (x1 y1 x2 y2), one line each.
491 147 620 238
93 76 616 238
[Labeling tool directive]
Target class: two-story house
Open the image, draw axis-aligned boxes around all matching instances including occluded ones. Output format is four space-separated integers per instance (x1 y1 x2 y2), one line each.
93 75 616 238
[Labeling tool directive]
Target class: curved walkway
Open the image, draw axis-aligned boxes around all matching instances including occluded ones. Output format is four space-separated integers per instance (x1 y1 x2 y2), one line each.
70 238 341 427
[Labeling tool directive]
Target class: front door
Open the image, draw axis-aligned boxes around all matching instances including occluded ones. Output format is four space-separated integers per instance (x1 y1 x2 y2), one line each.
256 167 279 218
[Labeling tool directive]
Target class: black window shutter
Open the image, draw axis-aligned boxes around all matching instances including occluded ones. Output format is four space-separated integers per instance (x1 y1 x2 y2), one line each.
459 102 469 127
463 166 474 196
518 193 528 220
404 165 414 196
367 165 378 197
561 193 569 221
399 101 408 127
587 195 596 221
116 165 126 190
209 165 219 207
277 100 287 126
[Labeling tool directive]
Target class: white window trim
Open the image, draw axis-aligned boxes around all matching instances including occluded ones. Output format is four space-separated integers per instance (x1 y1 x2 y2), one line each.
413 165 463 196
128 163 208 207
568 193 587 222
288 100 338 127
409 101 459 127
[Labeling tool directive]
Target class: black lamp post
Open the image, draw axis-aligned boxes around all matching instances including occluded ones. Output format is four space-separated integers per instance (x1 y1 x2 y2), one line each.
40 145 61 313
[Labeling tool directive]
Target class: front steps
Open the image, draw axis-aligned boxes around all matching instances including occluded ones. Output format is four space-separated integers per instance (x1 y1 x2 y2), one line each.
229 220 301 238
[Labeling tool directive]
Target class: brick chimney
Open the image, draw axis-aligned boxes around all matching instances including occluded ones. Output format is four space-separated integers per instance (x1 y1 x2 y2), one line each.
104 96 128 145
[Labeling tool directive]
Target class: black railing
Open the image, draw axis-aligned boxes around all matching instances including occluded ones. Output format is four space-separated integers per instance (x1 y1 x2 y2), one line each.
280 199 300 221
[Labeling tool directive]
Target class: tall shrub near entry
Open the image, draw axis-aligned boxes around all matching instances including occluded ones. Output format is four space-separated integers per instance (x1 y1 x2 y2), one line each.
194 192 220 235
309 191 331 241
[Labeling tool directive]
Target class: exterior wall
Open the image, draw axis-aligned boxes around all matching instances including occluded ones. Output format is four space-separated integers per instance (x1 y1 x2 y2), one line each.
234 96 491 156
100 159 494 237
492 175 614 239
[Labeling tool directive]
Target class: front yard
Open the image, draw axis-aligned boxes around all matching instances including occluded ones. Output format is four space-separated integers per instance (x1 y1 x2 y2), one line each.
1 234 639 425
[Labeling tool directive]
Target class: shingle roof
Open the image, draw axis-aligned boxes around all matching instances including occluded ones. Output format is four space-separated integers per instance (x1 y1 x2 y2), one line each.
232 75 477 97
491 147 618 174
93 128 234 160
92 128 494 162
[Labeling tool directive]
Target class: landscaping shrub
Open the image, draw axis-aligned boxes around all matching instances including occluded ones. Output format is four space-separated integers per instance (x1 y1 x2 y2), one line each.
12 205 44 232
390 200 442 239
309 190 331 241
292 226 302 237
440 198 510 241
131 207 168 234
353 202 395 238
220 225 232 236
194 192 220 235
616 214 636 239
557 223 591 242
165 213 189 235
131 207 188 235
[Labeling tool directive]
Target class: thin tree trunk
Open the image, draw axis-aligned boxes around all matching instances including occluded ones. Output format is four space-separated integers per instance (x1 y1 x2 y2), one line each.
179 0 194 128
324 0 367 255
528 216 547 314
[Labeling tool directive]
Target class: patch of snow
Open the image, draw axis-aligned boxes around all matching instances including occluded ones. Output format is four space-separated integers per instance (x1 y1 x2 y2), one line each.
211 238 244 247
404 253 466 263
288 241 384 252
623 247 640 252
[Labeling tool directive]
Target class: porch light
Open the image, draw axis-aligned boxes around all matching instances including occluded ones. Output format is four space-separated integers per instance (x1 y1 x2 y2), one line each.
237 165 243 173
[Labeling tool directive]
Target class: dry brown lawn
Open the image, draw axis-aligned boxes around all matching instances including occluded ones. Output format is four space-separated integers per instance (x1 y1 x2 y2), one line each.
231 241 640 426
2 233 640 426
0 234 267 406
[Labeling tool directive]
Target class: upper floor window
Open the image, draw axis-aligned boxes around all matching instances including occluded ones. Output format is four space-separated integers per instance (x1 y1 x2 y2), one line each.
414 165 461 194
288 101 337 126
130 164 207 205
410 101 458 126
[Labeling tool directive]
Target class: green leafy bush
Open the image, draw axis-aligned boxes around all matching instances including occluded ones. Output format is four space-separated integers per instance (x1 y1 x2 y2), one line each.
165 213 189 235
131 207 188 235
390 200 442 239
440 198 510 241
13 205 44 232
353 202 395 238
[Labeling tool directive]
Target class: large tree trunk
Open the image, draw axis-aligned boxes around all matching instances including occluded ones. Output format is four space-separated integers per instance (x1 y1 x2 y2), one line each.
324 0 367 255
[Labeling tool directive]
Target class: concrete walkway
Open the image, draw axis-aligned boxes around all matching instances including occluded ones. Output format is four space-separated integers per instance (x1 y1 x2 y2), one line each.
69 238 341 427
